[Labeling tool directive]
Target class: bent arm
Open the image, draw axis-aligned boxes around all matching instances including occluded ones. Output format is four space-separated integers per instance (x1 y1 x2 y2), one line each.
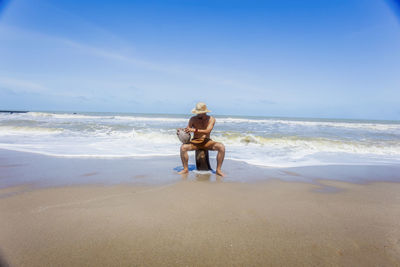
183 117 195 133
188 117 194 128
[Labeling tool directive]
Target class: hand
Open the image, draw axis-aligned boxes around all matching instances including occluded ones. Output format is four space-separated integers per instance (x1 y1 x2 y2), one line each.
184 127 195 133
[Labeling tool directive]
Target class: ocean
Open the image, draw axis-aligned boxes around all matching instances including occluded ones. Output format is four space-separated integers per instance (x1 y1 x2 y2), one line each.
0 111 399 168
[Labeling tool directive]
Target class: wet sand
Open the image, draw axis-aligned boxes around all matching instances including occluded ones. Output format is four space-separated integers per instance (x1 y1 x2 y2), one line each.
0 150 400 266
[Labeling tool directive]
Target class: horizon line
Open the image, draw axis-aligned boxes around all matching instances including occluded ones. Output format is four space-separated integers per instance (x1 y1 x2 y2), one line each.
1 109 399 123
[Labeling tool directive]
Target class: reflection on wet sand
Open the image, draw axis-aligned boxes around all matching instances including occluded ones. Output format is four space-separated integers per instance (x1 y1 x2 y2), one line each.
179 171 224 183
195 172 212 182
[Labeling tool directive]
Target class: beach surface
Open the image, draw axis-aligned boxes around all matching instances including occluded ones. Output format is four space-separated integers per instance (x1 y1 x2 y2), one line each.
1 149 400 266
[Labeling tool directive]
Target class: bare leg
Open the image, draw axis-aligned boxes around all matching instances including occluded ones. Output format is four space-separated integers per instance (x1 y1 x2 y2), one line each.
178 144 191 174
215 143 225 176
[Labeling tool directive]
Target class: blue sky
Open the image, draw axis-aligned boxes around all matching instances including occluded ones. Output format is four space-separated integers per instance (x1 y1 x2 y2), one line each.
0 0 399 120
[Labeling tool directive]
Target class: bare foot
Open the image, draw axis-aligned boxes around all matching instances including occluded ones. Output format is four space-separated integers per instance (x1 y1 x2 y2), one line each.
216 169 225 177
178 169 189 175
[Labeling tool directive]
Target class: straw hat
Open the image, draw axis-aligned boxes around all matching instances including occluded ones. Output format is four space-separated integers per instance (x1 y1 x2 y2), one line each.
191 102 211 114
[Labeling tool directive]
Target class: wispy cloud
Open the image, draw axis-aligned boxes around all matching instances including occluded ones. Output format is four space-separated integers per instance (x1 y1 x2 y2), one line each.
1 23 266 93
0 76 48 94
62 39 168 72
63 38 268 93
0 75 97 101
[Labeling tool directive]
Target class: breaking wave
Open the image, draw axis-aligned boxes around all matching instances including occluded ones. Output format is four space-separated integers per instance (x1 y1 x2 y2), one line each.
0 111 399 167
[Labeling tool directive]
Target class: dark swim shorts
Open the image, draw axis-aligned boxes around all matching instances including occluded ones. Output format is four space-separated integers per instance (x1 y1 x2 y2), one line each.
190 138 216 150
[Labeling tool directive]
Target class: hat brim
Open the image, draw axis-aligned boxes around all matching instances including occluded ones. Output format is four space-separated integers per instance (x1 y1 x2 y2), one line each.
191 109 211 114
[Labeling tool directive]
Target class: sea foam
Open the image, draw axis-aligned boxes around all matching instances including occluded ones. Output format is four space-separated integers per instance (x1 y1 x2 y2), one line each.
0 111 399 167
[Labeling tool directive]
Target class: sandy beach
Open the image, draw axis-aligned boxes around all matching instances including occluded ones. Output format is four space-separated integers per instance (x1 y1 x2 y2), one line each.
0 150 399 266
1 0 400 264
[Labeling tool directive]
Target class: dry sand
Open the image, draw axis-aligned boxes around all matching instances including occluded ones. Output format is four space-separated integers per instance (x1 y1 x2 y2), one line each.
0 179 400 266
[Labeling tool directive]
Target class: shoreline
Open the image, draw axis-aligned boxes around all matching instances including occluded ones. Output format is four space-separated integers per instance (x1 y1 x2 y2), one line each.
1 148 400 190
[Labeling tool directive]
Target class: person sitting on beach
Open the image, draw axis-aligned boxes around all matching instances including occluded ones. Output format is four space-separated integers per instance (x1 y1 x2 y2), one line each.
178 102 225 176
